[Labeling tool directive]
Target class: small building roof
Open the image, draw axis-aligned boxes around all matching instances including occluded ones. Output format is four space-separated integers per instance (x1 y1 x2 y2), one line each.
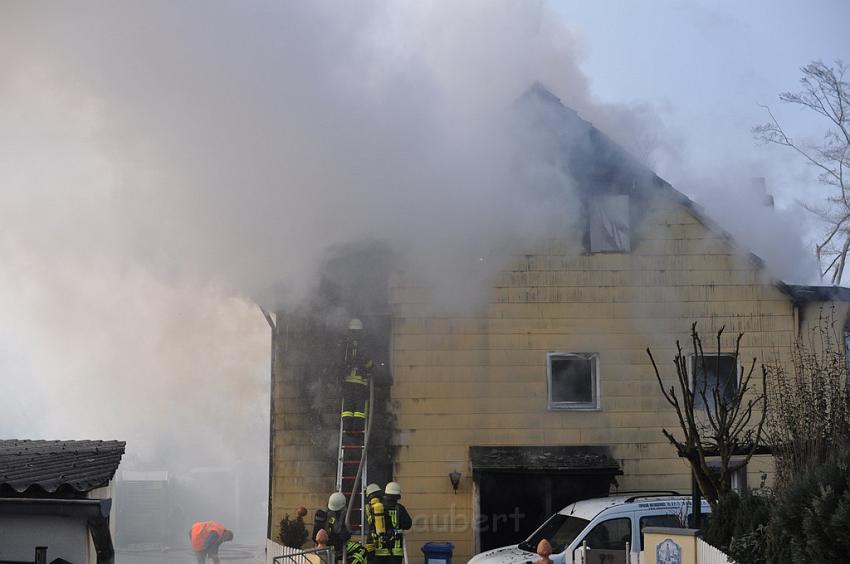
778 283 850 303
0 439 126 496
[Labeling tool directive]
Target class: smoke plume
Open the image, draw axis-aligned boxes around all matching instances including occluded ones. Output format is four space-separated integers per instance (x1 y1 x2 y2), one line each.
0 0 819 544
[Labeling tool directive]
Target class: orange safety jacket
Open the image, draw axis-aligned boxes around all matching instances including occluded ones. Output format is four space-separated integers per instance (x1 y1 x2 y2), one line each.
191 521 227 552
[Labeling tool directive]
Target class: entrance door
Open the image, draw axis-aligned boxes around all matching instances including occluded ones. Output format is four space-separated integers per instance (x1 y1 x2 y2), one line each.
476 472 610 552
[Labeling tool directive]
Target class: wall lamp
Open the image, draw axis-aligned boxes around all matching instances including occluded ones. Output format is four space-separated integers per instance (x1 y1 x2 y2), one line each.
449 470 462 494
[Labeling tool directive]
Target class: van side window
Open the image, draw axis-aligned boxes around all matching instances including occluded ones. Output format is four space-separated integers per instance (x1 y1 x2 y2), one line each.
583 517 632 551
639 514 681 550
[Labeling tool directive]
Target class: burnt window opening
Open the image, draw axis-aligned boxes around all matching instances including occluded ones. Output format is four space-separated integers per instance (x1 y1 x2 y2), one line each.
547 353 599 410
689 353 739 410
589 194 630 253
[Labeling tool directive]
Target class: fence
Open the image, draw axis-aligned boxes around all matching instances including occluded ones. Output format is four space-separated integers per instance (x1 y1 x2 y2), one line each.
642 527 734 564
696 538 733 564
267 539 335 564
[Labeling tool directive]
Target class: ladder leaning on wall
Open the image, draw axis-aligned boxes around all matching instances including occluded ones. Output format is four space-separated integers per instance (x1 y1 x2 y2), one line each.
336 377 374 541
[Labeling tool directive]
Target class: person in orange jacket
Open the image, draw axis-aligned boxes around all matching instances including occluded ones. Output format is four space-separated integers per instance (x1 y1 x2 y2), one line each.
189 521 234 563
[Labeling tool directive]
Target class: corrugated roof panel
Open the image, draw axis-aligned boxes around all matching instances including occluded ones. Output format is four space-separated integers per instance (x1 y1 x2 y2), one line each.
0 439 126 495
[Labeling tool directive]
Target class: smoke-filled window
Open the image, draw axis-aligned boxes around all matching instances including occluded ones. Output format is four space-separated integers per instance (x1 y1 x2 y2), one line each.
547 353 599 410
689 353 739 410
589 195 630 252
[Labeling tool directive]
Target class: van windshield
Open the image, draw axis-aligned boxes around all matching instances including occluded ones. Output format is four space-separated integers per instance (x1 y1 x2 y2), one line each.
517 513 590 554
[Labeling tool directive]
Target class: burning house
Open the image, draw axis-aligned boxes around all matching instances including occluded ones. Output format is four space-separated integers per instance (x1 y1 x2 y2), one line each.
267 86 850 561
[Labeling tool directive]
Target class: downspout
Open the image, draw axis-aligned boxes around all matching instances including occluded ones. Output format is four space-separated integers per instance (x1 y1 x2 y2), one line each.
260 306 277 541
792 300 802 337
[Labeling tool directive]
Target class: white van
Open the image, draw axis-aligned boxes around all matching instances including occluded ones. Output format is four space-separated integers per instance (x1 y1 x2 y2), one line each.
467 494 711 564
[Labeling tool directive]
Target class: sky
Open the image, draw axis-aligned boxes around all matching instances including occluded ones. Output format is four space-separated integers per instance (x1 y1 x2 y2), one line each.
561 0 849 275
0 0 847 543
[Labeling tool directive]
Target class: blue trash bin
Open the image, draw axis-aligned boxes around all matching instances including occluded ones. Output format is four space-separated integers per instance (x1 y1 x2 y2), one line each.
421 542 454 564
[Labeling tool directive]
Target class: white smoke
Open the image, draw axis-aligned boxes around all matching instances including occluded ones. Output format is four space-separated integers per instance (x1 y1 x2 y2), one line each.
0 0 819 545
0 0 634 543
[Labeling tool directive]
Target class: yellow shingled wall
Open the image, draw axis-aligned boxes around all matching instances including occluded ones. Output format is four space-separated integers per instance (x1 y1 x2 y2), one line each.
270 334 338 543
270 197 826 560
389 199 794 561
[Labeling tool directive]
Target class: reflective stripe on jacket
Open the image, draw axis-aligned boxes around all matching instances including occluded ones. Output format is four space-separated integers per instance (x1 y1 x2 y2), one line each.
375 505 409 557
346 540 367 564
344 366 369 386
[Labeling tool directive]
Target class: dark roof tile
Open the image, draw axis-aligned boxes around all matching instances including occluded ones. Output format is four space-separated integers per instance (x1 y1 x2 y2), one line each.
0 439 125 495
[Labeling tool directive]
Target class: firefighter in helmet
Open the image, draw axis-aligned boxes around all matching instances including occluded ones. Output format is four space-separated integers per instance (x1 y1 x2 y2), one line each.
314 492 367 564
341 318 372 432
364 483 386 562
375 482 412 564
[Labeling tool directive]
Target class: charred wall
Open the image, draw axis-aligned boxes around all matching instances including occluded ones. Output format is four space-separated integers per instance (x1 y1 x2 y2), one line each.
270 242 396 536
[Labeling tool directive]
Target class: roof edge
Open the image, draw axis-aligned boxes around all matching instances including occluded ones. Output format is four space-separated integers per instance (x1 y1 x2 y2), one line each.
777 283 850 303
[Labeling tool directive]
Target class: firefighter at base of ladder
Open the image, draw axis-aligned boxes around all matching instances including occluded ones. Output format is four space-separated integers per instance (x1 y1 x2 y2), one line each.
375 482 412 564
314 492 368 564
189 521 234 564
364 483 386 563
341 318 373 433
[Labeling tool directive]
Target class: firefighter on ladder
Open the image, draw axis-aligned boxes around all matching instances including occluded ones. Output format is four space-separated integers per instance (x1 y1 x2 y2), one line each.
314 492 367 564
375 482 412 564
342 318 372 433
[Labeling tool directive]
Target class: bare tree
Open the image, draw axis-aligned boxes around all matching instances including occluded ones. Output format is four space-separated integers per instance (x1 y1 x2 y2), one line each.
753 60 850 284
647 324 767 511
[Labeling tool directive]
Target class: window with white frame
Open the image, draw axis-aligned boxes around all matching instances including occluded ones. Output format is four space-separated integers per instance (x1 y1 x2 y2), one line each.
589 194 630 253
730 464 748 493
708 460 748 494
547 353 599 410
689 353 739 410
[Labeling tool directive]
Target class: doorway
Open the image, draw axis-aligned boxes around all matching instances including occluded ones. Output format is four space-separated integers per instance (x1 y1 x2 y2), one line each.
476 471 613 552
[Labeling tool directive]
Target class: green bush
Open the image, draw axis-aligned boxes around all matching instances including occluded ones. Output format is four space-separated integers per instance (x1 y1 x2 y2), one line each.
765 453 850 563
728 524 768 564
704 488 771 562
278 513 309 549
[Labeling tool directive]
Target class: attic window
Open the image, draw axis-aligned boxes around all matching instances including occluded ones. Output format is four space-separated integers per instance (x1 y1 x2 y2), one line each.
589 195 630 252
547 353 599 410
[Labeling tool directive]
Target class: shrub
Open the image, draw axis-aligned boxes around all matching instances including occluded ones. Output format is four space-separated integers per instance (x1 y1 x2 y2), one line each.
764 310 850 488
728 524 768 564
765 450 850 563
278 513 309 549
703 489 771 563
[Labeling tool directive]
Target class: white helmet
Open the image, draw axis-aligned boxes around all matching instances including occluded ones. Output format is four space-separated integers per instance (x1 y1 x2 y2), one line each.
348 318 363 331
366 483 382 497
328 492 347 511
385 482 401 496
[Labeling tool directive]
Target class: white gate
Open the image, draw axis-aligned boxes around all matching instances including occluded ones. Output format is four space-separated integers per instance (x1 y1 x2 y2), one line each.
696 538 733 564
